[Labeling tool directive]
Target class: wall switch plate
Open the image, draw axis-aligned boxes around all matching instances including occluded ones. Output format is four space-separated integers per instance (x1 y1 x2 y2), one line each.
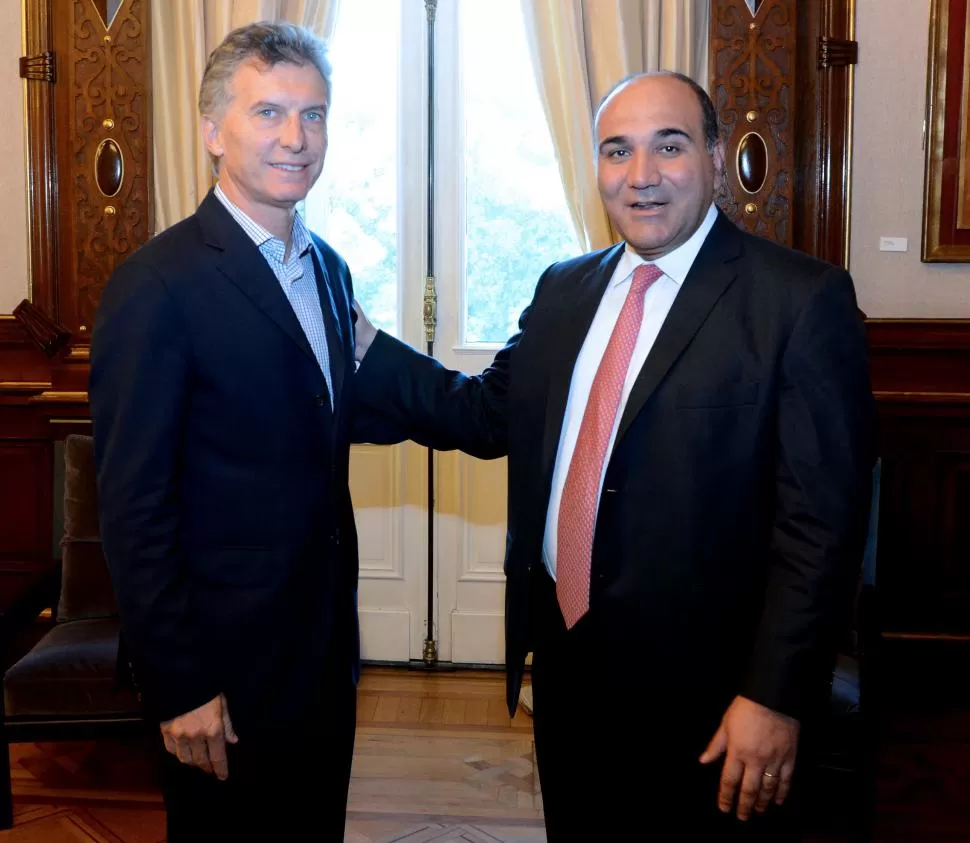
879 236 908 252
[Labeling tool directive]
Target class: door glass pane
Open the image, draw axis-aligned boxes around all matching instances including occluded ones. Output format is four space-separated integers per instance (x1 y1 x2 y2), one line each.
460 0 581 345
304 1 400 336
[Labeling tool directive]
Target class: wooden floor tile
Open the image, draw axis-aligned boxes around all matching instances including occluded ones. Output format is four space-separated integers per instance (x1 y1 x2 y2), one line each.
2 666 878 841
6 668 543 841
3 805 131 842
344 821 547 842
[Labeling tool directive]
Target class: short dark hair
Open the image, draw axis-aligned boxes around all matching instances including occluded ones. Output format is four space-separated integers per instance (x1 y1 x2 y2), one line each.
593 71 720 152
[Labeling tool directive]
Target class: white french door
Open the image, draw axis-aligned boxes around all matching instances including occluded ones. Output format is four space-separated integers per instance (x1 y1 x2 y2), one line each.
306 0 579 664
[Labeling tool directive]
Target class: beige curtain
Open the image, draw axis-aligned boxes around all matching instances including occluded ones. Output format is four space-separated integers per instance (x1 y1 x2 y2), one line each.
152 0 340 233
520 0 709 252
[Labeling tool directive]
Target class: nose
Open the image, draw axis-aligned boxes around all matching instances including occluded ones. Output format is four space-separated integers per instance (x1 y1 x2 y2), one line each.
280 112 306 152
628 148 661 190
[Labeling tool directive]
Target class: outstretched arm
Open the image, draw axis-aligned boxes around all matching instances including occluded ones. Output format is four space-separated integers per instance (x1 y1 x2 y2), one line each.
351 278 547 460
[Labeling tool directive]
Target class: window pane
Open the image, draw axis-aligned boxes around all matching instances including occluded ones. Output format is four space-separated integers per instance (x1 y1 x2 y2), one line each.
460 0 581 345
304 1 400 336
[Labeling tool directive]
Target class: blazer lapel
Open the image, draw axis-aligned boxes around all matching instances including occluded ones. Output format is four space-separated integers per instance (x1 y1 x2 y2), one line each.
613 212 742 446
540 244 626 481
310 244 346 409
197 192 319 369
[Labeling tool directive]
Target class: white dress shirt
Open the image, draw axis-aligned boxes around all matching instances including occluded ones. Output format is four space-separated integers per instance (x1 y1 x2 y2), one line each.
541 202 719 580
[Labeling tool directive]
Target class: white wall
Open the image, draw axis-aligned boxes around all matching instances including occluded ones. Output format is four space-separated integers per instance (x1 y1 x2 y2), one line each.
849 0 970 317
0 1 29 314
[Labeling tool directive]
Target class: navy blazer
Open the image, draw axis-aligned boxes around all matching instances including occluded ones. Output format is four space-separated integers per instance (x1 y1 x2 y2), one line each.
355 210 875 726
90 190 402 732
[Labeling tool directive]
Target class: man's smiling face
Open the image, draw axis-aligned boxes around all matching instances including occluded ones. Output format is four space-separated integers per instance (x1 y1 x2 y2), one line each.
202 59 329 228
595 75 724 260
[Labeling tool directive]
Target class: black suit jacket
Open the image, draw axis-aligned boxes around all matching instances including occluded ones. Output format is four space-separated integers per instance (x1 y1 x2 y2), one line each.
90 190 401 733
356 211 875 722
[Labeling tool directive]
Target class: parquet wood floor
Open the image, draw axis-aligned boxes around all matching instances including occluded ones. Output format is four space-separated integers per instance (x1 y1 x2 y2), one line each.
4 668 546 842
5 667 965 841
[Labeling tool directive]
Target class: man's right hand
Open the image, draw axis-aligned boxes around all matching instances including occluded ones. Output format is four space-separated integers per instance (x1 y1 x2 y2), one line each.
160 692 238 780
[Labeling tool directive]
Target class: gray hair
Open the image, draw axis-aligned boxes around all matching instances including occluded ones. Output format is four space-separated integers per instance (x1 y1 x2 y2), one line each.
199 20 333 120
593 70 720 153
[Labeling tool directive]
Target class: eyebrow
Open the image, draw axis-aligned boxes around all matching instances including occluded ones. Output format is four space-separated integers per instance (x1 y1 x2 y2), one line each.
598 127 692 152
249 100 329 114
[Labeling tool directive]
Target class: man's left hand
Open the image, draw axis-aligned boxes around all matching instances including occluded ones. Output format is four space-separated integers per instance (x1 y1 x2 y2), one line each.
698 695 800 821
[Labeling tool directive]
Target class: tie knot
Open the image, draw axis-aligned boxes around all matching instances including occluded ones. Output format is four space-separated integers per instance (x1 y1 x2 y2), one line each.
632 263 663 293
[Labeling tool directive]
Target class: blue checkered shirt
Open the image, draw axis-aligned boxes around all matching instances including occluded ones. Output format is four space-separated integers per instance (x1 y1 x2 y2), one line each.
214 185 333 407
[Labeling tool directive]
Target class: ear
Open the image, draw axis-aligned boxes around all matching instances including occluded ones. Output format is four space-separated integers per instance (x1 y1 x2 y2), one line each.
711 139 726 178
201 115 224 160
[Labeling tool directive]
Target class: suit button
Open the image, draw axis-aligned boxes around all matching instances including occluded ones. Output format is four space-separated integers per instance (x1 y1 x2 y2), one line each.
314 394 327 407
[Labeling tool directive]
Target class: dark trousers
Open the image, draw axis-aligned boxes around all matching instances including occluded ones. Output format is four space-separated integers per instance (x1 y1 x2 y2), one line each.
529 568 803 842
158 691 356 842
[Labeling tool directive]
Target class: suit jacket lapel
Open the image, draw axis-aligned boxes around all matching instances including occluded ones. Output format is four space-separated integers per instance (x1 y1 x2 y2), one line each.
540 243 626 482
197 192 320 369
310 244 346 409
613 212 742 446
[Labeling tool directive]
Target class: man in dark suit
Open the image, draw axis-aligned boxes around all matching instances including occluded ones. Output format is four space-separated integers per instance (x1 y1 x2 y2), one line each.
89 21 400 841
352 71 874 839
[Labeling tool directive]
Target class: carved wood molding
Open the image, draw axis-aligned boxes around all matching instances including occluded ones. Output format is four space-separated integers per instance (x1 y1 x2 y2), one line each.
710 0 796 245
867 319 970 407
867 318 970 350
18 1 155 327
27 391 89 404
63 0 153 336
709 0 855 267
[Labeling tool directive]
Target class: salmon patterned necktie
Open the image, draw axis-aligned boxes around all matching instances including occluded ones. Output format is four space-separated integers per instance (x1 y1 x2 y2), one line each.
556 263 663 629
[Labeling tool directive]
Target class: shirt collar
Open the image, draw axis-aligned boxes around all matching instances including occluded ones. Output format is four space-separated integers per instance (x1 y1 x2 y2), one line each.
612 202 719 288
214 183 312 259
289 209 313 257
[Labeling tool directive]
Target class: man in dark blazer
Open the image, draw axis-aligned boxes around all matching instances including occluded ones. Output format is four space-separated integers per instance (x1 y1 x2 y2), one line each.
352 72 874 839
89 22 401 841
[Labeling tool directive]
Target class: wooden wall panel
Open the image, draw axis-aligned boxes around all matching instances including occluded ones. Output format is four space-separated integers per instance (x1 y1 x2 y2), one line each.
52 0 152 339
0 319 52 386
0 0 152 587
710 0 856 267
868 320 970 397
867 319 970 652
0 442 52 568
710 0 796 246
